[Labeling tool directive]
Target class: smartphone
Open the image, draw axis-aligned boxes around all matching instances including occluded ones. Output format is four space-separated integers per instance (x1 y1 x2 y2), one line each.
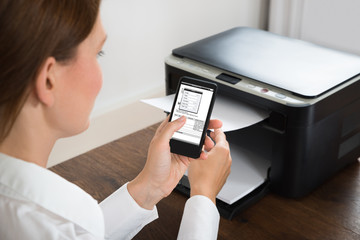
169 76 217 158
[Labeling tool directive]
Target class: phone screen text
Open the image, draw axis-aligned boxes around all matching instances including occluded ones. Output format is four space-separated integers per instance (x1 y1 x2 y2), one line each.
171 82 214 145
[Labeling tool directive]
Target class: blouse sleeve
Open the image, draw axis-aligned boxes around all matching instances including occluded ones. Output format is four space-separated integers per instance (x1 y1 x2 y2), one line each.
177 195 220 240
99 182 158 240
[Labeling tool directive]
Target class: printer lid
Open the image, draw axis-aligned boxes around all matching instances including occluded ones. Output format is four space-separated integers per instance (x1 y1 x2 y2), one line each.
173 27 360 98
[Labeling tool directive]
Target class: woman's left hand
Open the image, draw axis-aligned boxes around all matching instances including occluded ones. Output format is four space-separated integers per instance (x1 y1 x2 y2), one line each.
127 115 222 210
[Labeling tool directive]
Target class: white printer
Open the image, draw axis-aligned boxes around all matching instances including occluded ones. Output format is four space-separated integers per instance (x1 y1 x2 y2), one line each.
165 27 360 219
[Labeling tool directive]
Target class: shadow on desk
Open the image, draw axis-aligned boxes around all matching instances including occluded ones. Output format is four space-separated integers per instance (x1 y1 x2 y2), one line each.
50 123 360 240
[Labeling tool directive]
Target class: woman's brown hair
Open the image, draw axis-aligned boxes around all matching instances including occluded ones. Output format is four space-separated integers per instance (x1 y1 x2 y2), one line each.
0 0 101 142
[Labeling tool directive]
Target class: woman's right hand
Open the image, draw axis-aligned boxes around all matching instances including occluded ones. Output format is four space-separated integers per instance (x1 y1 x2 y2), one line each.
187 128 232 204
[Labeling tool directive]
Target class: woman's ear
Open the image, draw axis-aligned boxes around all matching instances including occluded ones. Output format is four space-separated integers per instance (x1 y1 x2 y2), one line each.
35 57 56 107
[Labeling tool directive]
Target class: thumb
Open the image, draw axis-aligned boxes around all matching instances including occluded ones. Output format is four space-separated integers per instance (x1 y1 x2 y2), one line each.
160 116 186 141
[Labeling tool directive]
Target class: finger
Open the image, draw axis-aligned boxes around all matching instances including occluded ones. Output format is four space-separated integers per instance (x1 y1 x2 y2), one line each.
199 151 208 160
204 135 215 152
155 115 170 135
158 115 186 141
212 128 227 145
173 153 191 167
209 130 225 142
207 119 222 130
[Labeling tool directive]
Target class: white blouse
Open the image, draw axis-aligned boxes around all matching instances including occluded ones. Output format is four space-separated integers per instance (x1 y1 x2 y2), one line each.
0 153 219 239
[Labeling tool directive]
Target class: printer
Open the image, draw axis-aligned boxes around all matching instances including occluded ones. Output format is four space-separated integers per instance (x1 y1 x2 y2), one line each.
165 27 360 219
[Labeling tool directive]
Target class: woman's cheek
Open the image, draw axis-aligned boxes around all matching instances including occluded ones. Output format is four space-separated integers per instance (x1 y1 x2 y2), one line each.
93 63 103 98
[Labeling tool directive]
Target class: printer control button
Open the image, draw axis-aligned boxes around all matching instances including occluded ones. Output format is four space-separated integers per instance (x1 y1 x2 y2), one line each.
275 93 286 99
261 88 269 93
216 73 241 84
247 84 256 88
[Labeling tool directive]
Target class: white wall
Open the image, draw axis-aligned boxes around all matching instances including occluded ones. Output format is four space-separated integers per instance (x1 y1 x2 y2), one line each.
48 0 269 167
269 0 360 55
95 0 269 112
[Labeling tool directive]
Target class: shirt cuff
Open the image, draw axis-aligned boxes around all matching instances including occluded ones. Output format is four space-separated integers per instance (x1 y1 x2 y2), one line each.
177 195 220 240
100 182 158 240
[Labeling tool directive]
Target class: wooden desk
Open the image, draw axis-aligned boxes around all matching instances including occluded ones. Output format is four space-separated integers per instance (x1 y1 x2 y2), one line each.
50 123 360 240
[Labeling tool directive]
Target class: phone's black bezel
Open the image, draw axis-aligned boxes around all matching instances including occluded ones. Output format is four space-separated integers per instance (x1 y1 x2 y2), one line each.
169 76 217 158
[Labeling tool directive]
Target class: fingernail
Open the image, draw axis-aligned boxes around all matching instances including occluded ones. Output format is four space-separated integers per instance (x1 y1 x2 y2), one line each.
179 116 186 122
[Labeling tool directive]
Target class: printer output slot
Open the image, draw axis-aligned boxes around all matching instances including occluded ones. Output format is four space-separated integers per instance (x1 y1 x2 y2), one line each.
226 122 274 157
261 112 287 134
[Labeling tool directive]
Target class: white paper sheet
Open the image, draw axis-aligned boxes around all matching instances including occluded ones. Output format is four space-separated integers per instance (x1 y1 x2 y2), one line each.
141 94 271 204
183 139 270 205
215 142 270 204
141 94 269 132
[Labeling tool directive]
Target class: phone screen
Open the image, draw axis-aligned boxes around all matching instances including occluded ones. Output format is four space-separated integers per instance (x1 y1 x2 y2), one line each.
170 79 216 146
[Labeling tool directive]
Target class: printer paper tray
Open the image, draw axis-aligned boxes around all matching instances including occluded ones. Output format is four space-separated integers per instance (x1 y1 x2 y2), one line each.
176 177 270 220
176 128 272 219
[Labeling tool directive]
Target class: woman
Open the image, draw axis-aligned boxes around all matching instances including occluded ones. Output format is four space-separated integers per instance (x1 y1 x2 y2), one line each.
0 0 232 239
